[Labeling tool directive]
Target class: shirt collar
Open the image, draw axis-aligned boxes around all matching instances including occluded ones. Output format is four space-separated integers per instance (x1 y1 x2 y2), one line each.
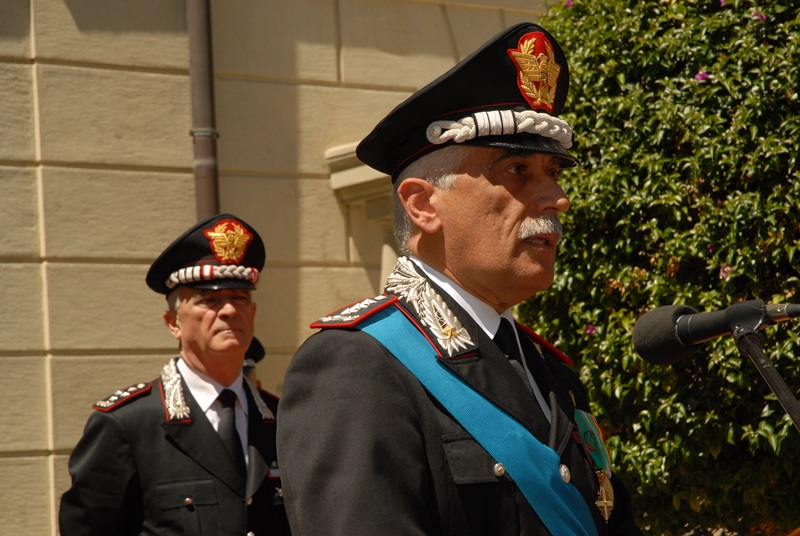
409 256 514 339
177 357 248 415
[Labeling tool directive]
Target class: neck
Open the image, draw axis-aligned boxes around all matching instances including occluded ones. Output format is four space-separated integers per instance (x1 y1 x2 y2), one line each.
180 350 243 387
411 253 512 314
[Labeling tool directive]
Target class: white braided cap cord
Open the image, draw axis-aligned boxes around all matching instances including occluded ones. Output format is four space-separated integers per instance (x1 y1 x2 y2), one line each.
165 264 259 290
426 109 573 151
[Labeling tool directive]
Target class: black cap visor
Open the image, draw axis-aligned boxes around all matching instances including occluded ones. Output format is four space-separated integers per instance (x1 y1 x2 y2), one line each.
463 133 577 168
185 279 257 292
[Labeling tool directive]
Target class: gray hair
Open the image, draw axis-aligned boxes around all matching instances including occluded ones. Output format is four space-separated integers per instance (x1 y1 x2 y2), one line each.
393 145 467 255
166 288 182 312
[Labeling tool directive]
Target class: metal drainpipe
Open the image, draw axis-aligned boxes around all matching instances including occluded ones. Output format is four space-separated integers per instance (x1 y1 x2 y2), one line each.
187 0 220 219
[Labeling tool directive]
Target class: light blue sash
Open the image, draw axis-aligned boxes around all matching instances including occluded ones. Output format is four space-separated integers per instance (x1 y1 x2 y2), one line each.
358 305 597 536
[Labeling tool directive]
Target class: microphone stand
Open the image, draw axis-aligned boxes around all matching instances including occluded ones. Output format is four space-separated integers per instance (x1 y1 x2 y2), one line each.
732 303 800 434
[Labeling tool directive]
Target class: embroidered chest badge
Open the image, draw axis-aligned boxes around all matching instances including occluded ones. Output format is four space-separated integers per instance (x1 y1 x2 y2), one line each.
385 257 473 356
203 219 253 264
507 31 561 113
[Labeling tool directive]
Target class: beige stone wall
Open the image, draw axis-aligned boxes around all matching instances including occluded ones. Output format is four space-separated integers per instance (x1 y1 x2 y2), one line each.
0 0 549 533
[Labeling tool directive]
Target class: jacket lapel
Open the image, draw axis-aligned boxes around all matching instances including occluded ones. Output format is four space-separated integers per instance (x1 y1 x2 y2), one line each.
385 260 552 442
549 398 576 456
437 314 552 441
517 327 578 455
158 376 247 494
243 386 272 499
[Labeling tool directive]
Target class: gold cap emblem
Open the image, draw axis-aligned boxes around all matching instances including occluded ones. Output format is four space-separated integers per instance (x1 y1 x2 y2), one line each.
203 219 253 264
508 32 561 113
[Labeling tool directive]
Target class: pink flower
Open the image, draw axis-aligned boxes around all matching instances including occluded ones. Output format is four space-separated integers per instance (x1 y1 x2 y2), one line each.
720 0 725 5
706 244 716 253
720 265 733 279
752 12 767 21
694 71 710 81
564 0 574 6
585 324 597 335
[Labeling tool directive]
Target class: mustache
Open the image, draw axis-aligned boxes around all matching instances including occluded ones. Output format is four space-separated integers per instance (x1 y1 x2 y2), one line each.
518 215 563 244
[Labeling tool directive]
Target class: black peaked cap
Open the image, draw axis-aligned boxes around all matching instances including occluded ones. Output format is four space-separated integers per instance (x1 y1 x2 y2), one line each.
356 22 575 180
245 336 266 365
146 213 265 295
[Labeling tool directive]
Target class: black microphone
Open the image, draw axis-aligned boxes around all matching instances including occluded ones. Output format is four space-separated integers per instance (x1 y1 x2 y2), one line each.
633 300 800 365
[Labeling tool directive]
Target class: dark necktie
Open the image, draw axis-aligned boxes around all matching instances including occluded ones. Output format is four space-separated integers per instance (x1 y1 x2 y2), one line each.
494 318 521 359
218 389 246 475
494 318 532 392
495 318 554 397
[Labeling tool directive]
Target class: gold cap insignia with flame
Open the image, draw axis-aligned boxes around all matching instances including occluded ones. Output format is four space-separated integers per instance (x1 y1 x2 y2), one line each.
203 219 253 264
508 31 562 113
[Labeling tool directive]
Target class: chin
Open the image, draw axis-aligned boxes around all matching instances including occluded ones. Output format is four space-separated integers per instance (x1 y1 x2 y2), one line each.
518 269 554 293
214 335 247 351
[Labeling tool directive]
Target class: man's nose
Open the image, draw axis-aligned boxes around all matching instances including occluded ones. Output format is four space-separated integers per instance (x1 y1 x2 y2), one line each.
217 300 239 317
533 180 570 214
554 189 570 213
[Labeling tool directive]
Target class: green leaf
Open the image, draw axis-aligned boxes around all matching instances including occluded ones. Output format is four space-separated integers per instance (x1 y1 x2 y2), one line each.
522 1 800 533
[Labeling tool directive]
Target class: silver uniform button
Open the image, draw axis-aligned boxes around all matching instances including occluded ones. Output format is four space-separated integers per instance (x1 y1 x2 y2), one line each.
493 462 506 477
183 497 193 506
247 532 255 536
560 464 571 483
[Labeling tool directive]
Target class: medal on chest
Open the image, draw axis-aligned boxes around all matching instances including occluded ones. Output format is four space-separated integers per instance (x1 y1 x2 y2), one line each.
574 407 615 522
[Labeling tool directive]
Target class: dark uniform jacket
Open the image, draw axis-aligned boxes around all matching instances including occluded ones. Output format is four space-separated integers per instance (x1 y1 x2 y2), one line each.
59 358 290 536
277 257 641 536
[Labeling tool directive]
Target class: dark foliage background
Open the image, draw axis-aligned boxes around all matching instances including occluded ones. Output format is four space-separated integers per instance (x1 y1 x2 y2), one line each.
517 1 800 533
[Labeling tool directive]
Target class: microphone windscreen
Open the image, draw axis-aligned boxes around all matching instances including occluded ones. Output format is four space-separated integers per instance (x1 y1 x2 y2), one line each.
633 305 702 365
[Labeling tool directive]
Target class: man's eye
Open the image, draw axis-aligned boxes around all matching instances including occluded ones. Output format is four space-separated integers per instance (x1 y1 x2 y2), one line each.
508 164 525 174
195 295 216 305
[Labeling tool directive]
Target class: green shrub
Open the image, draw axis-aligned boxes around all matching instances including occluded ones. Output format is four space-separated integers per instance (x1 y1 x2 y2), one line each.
519 1 800 533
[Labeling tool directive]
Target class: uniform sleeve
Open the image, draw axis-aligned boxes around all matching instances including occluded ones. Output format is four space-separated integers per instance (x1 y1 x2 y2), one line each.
59 410 142 536
277 328 437 536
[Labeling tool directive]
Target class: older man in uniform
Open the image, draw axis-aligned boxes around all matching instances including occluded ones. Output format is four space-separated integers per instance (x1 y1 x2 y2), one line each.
60 213 289 536
277 23 642 535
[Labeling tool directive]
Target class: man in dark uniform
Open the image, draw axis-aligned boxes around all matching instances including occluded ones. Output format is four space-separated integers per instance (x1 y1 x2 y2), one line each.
244 337 266 388
277 23 642 535
59 213 289 536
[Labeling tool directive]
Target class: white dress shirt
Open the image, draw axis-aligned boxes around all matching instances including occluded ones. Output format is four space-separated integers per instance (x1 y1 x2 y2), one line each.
177 358 250 463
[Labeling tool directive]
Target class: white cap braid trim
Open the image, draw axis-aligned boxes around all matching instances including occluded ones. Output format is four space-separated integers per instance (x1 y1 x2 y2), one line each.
426 109 573 150
165 265 260 290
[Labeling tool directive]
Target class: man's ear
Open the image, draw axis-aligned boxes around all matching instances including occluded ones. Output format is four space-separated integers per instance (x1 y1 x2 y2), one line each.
396 178 442 234
163 310 182 341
